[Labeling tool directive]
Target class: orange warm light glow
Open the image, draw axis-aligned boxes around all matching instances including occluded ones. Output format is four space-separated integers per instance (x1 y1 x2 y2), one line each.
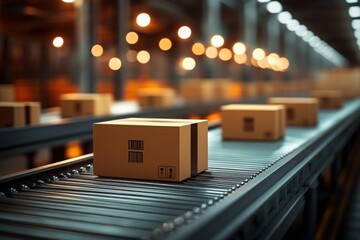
109 57 122 70
234 54 247 64
53 36 64 48
219 48 232 61
159 38 172 51
205 46 218 59
277 57 290 71
252 48 265 61
232 42 246 55
206 112 221 121
181 57 196 70
126 32 139 44
137 50 150 64
192 42 206 56
91 44 103 57
66 141 83 159
267 53 279 66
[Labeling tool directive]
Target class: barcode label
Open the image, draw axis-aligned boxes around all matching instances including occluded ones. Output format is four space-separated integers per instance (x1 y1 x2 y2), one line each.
128 151 143 163
128 140 144 150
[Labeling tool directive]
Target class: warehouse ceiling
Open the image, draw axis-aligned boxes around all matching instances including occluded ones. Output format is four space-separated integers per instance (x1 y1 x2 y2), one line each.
0 0 359 66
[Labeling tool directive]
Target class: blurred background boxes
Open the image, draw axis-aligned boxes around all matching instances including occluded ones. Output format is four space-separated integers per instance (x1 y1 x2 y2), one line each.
312 90 343 109
0 101 40 128
136 88 176 108
0 84 15 102
60 93 112 118
221 104 285 141
268 97 318 126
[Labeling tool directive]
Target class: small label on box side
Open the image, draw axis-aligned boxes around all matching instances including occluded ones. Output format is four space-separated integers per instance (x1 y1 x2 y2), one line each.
158 166 176 179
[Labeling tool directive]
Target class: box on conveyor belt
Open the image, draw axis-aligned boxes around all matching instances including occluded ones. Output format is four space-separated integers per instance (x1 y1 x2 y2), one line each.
317 68 360 98
311 90 343 109
221 104 285 141
179 79 214 102
268 97 318 126
0 84 15 102
137 88 175 108
60 93 112 118
0 102 40 128
212 79 232 101
243 82 260 98
93 118 208 182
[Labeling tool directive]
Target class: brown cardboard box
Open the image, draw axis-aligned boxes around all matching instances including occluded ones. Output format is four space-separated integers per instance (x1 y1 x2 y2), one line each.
0 102 41 128
268 97 318 126
221 104 285 141
137 88 175 107
212 79 232 101
180 79 214 102
93 118 208 181
317 68 360 98
60 93 112 118
0 102 25 128
311 90 343 109
23 102 41 125
0 85 15 102
125 118 208 175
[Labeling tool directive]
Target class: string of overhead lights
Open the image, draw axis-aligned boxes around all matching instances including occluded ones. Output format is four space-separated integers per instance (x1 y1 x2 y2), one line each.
345 0 360 52
258 0 348 67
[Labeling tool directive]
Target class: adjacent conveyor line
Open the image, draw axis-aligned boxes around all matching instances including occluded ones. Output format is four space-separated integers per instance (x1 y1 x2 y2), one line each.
1 98 360 239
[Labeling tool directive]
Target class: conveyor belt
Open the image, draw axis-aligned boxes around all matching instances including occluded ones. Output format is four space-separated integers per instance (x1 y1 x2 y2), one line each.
1 98 360 240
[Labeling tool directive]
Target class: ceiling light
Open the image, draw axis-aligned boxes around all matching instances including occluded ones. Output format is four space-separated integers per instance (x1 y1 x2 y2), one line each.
257 0 271 2
266 1 283 14
178 26 192 39
286 19 300 31
295 25 307 37
352 19 360 29
210 35 224 48
355 30 360 39
136 13 151 27
302 31 314 42
349 6 360 18
277 11 292 24
346 0 358 3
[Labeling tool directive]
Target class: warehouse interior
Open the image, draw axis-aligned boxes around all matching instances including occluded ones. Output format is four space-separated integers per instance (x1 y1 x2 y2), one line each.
1 0 360 239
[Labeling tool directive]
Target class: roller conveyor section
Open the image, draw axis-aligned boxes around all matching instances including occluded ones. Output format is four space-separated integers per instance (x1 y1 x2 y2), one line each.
1 98 360 240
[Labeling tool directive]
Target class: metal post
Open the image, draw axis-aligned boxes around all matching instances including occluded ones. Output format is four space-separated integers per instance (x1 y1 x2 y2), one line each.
0 37 12 84
242 0 258 82
202 0 221 78
75 0 92 93
114 0 129 100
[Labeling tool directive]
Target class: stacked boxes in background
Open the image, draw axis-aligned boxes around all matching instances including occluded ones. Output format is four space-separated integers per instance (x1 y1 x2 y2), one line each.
221 104 285 141
0 84 15 102
317 68 360 99
0 102 40 128
268 97 318 126
180 79 214 102
312 90 343 109
180 78 238 102
137 88 176 108
60 93 112 118
93 118 208 182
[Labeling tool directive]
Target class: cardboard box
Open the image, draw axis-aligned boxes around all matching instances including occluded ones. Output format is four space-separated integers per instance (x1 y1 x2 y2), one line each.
0 84 15 102
60 93 112 118
93 118 208 181
268 97 318 126
23 102 41 125
137 88 175 108
312 90 343 109
180 79 214 102
317 68 360 98
212 79 232 101
0 102 25 128
0 102 41 128
221 104 285 141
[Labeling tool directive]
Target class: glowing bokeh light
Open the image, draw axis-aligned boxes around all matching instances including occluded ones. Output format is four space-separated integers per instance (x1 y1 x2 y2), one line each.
126 32 139 44
159 38 172 51
178 26 192 39
182 57 196 70
137 50 150 64
109 57 122 70
205 46 218 59
210 35 224 48
136 13 151 27
53 36 64 48
91 44 103 57
192 42 206 55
